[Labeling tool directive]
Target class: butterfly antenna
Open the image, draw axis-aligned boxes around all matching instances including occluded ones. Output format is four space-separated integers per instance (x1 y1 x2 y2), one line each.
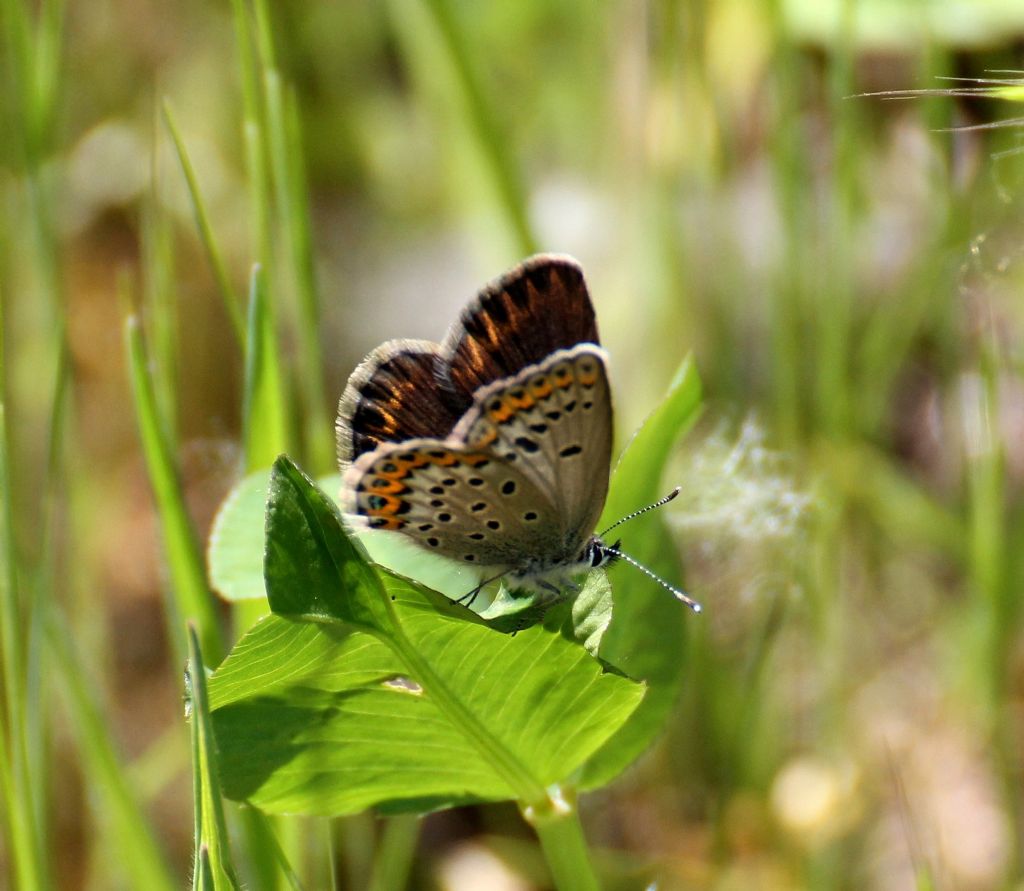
603 545 702 613
599 487 681 537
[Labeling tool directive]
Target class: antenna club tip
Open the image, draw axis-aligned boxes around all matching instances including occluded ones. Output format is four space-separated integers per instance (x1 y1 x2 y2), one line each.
669 486 681 499
690 602 703 614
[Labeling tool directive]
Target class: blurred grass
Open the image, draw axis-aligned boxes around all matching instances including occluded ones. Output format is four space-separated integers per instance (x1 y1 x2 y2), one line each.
3 0 1024 887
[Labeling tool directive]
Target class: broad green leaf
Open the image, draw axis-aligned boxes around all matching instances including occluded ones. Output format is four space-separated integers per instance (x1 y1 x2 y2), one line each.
207 459 645 816
579 356 703 788
210 589 642 815
208 470 269 603
264 457 389 632
570 571 614 657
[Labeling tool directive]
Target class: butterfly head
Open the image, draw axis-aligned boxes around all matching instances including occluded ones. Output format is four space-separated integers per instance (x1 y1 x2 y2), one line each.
580 536 621 570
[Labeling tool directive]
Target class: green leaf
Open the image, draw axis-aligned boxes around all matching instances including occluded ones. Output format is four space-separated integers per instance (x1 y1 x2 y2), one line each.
579 356 703 788
207 458 645 816
210 595 642 815
264 456 389 632
570 571 614 657
208 470 269 603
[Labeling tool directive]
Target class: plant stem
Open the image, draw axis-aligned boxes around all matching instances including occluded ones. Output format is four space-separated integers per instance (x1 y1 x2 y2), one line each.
524 786 600 891
367 815 419 891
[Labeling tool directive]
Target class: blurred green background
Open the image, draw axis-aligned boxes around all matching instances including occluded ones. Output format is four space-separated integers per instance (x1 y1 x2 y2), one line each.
3 0 1024 888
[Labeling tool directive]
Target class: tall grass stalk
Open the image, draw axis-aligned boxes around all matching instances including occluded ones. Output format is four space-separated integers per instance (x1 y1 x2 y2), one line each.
391 0 538 258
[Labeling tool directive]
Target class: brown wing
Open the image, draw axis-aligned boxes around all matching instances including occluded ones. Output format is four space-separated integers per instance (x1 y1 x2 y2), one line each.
336 340 462 465
337 254 601 473
441 255 600 405
341 345 613 574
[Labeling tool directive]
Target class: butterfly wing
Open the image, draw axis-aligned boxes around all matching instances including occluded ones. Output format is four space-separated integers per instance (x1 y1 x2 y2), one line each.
337 255 599 466
342 440 562 571
455 344 612 553
338 254 612 582
343 345 613 574
336 340 462 465
442 255 600 403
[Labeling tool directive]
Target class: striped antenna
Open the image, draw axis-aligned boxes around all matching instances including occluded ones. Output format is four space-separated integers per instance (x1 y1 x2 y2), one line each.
599 487 681 536
599 487 701 612
603 545 702 613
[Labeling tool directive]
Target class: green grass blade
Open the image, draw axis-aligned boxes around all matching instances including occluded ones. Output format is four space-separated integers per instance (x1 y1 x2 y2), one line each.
162 100 246 347
250 0 332 471
243 264 290 470
189 625 243 891
0 383 49 888
142 121 180 449
48 613 178 891
125 313 224 663
283 87 333 472
391 0 537 256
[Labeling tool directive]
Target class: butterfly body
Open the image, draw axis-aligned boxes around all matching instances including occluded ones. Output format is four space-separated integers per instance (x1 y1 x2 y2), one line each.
337 255 616 599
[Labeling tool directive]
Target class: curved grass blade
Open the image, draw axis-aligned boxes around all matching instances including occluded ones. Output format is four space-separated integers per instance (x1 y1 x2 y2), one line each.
126 314 223 662
242 264 290 471
48 612 178 891
189 625 243 891
162 100 245 347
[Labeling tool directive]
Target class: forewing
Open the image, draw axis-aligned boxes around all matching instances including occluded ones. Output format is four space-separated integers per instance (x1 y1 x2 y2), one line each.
342 441 562 571
454 345 613 552
442 255 599 403
336 340 462 465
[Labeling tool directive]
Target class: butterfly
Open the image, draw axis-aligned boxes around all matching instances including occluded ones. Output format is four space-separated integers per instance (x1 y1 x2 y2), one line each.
336 254 699 610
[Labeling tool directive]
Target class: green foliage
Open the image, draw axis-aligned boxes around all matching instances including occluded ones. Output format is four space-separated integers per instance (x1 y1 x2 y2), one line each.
207 457 645 818
5 0 1024 886
581 356 702 787
187 626 243 891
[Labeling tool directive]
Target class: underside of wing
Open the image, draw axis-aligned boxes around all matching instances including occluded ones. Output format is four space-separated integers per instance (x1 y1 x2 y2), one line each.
453 344 613 552
343 440 564 571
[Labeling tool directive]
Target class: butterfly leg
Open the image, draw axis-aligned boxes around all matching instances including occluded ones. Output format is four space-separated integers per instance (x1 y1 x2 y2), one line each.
536 579 563 603
455 571 507 609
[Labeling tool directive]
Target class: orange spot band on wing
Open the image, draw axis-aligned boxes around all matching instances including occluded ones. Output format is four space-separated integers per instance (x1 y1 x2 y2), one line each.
530 379 553 399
